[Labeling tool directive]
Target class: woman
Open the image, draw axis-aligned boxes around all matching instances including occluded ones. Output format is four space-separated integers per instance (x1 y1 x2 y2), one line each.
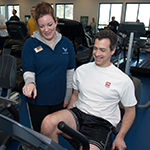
21 2 75 132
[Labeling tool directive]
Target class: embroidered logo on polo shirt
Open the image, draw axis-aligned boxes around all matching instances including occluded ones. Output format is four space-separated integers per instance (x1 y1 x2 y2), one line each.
105 82 111 88
34 46 43 53
62 47 68 54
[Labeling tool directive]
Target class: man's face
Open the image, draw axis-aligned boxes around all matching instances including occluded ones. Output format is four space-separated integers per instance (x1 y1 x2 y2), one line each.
31 8 35 18
93 38 115 67
112 17 115 21
12 10 15 15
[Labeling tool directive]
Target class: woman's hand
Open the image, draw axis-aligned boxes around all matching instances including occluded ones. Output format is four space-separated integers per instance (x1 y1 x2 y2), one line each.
63 100 69 108
22 83 37 99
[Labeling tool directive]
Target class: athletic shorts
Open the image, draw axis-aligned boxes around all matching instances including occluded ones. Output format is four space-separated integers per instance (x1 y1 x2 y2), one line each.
67 107 114 150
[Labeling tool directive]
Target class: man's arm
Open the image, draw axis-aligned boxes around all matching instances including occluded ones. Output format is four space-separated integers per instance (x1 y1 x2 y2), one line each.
67 89 79 109
112 106 136 150
0 25 7 29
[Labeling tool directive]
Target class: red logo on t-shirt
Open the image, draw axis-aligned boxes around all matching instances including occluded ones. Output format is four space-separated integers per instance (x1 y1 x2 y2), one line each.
105 82 111 88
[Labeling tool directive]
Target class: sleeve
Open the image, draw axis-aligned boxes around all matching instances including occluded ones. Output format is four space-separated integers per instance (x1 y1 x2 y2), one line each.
64 69 74 101
72 69 79 90
23 71 35 85
120 78 137 107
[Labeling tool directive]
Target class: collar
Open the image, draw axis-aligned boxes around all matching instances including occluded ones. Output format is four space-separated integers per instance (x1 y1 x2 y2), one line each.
32 31 62 50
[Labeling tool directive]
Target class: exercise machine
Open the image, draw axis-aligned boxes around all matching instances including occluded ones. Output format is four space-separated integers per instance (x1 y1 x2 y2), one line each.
0 114 66 150
4 20 29 57
0 54 21 150
58 121 89 150
0 114 91 150
118 22 150 77
0 54 21 114
118 22 150 108
2 21 28 92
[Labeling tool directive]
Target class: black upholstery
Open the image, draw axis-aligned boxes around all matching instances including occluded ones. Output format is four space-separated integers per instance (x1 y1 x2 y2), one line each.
0 54 16 89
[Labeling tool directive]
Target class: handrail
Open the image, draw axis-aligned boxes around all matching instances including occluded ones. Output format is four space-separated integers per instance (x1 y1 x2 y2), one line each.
58 121 89 150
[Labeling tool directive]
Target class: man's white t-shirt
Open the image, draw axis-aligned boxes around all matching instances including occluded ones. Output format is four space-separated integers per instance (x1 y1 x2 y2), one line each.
73 62 137 127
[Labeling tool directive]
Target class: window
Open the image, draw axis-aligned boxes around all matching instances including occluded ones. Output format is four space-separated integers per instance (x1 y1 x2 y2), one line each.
98 3 122 29
125 4 138 22
0 5 5 18
56 4 73 20
7 4 19 20
125 3 150 30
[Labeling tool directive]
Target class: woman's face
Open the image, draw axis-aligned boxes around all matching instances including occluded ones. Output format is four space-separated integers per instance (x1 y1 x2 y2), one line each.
37 14 57 41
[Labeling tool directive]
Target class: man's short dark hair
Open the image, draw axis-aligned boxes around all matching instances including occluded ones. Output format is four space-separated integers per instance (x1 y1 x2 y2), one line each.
94 29 117 51
13 9 17 14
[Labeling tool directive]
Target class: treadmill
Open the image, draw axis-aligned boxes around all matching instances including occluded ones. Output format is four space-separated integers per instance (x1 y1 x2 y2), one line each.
122 22 150 76
118 22 150 108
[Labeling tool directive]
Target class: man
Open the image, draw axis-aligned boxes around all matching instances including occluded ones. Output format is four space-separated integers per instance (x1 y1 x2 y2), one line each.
41 29 137 150
0 14 9 54
27 6 38 36
90 17 97 35
10 9 20 21
109 16 119 34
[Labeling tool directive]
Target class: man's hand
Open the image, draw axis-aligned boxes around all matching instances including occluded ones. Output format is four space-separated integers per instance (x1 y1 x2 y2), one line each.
112 136 127 150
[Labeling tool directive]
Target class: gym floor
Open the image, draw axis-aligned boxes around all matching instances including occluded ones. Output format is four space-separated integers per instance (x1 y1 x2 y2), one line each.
4 52 150 150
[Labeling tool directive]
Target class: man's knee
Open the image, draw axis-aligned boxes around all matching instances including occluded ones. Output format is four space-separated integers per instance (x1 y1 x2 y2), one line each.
41 114 59 134
41 109 76 138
